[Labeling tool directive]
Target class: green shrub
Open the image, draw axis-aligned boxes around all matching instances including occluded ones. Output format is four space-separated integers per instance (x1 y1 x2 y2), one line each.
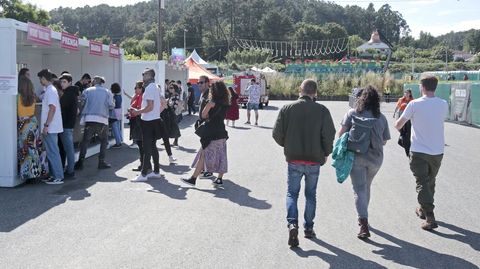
265 72 404 99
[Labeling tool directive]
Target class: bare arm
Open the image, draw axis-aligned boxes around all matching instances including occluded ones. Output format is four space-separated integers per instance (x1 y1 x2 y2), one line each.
395 117 408 131
337 125 349 138
42 104 56 134
123 90 133 100
132 100 153 116
202 102 215 119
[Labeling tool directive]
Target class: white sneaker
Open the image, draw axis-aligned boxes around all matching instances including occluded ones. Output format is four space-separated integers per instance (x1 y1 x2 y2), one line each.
169 156 177 164
130 174 148 182
146 172 162 178
128 143 138 149
45 178 64 185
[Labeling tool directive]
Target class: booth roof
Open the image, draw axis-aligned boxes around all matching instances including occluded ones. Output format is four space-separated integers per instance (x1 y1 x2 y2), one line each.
184 58 222 84
0 18 123 54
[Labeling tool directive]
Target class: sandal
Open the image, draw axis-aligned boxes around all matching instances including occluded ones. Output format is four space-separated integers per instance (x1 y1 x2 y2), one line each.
213 178 223 185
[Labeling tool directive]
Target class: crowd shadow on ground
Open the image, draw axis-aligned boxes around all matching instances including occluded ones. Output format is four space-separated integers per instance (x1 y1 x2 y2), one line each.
261 105 279 111
0 146 137 233
191 179 271 210
240 105 279 111
175 145 197 154
159 163 191 175
178 114 198 130
254 125 274 130
366 227 478 269
433 221 480 251
228 126 251 130
146 176 188 200
292 237 386 269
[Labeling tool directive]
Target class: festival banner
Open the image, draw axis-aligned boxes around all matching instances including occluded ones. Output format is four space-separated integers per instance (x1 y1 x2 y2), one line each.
89 41 103 56
109 44 120 58
27 22 51 46
61 32 79 51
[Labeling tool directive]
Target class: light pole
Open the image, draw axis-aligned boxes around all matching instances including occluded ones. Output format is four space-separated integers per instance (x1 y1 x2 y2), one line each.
445 41 448 72
157 0 164 60
183 29 188 58
411 48 415 75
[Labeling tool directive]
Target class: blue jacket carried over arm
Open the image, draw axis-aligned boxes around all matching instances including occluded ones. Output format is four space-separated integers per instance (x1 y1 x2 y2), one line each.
331 132 355 183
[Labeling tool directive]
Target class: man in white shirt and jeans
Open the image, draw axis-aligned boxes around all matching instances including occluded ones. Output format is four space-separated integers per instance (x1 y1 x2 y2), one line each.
395 74 448 230
130 68 163 182
37 69 64 184
245 78 261 125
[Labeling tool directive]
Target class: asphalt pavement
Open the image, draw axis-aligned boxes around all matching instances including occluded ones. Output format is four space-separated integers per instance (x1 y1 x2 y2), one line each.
1 101 479 269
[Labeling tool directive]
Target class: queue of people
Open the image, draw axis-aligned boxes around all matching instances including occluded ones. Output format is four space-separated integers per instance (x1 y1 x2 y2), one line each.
16 68 124 185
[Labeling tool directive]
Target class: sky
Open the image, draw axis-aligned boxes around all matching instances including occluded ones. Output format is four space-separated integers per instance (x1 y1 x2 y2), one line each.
23 0 480 38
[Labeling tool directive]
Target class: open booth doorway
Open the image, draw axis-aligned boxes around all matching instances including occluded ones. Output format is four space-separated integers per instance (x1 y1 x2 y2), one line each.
0 19 123 187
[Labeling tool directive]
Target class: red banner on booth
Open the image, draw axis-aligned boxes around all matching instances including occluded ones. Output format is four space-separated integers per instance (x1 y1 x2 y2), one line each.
27 22 51 46
61 32 79 51
109 44 120 58
89 41 103 56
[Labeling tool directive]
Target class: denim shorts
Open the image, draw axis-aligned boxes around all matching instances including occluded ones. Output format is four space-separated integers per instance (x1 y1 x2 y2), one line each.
247 102 259 111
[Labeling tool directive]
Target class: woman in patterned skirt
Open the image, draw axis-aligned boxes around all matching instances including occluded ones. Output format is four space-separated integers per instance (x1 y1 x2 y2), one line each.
17 76 48 181
181 81 231 186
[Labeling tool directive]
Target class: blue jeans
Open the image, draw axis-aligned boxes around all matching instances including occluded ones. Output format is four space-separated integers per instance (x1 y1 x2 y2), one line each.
43 133 64 180
286 163 320 229
112 120 123 145
350 156 382 219
59 129 75 174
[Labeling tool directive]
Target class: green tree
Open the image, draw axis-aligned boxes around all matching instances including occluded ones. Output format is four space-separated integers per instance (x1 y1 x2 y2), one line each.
416 31 438 49
374 4 409 44
293 23 325 41
139 39 157 54
431 45 453 62
464 29 480 53
259 10 294 40
0 0 49 25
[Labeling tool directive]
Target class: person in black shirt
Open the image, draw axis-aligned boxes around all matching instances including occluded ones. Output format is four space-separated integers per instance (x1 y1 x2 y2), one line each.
58 73 79 178
181 80 230 186
187 82 196 115
75 73 91 94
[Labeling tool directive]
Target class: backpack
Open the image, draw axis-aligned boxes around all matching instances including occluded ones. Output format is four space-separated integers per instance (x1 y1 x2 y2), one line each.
347 114 377 154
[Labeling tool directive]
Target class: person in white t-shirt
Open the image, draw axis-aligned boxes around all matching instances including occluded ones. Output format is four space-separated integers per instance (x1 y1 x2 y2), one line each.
395 74 448 231
130 68 163 182
37 69 64 185
245 78 261 125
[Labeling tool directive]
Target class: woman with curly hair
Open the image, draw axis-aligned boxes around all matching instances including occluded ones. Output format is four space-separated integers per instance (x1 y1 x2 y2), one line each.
182 81 231 186
338 85 391 239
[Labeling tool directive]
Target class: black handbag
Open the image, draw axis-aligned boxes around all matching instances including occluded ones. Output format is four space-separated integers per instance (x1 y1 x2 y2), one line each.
194 120 208 138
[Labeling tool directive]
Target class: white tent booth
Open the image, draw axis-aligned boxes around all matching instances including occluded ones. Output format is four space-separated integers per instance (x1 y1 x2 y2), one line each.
0 18 123 187
185 49 219 75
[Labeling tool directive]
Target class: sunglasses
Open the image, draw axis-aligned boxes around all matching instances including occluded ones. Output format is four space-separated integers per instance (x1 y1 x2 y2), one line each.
198 81 206 84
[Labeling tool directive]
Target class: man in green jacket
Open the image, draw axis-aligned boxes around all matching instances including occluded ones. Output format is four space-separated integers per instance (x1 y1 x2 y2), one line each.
273 79 336 247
